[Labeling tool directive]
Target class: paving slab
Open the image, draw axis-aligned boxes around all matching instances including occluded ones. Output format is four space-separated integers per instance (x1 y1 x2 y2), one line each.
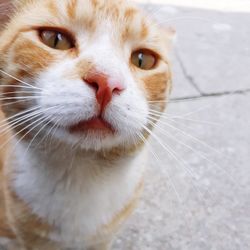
114 92 250 250
167 6 249 95
171 54 200 99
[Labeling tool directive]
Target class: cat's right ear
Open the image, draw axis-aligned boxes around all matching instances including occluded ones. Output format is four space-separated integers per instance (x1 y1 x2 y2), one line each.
0 0 15 31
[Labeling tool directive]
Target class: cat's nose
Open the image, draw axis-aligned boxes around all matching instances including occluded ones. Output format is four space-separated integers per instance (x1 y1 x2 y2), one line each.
84 73 125 111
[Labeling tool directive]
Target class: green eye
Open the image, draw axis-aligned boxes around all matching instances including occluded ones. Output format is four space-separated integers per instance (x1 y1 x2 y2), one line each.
131 50 157 70
40 30 74 50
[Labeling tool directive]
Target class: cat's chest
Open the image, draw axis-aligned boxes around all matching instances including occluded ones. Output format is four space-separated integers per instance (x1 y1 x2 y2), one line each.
12 146 146 246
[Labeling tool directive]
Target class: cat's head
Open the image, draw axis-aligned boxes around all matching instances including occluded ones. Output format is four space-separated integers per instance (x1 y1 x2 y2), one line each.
0 0 173 151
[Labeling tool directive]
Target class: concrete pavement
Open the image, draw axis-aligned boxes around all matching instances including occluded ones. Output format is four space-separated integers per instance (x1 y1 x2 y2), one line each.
114 4 250 250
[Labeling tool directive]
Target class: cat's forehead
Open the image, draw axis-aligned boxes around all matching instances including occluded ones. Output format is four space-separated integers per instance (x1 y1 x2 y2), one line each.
22 0 148 30
8 0 170 59
15 0 158 45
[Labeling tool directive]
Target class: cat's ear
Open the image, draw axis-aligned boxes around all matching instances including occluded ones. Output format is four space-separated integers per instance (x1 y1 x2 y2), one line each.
0 0 15 31
161 26 176 43
164 27 176 41
161 26 176 51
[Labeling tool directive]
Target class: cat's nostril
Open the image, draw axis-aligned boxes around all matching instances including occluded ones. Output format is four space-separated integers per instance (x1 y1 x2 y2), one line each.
113 87 123 95
87 81 99 92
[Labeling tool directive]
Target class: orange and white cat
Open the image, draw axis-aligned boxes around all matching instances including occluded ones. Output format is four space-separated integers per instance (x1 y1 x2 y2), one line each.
0 0 173 249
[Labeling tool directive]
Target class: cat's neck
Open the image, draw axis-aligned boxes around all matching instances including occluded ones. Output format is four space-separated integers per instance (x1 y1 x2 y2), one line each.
6 139 146 246
11 139 142 182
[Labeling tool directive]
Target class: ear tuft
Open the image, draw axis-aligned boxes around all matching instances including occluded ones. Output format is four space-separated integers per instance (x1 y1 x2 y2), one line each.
0 0 15 31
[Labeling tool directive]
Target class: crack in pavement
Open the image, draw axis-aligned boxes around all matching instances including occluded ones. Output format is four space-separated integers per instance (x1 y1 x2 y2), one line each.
175 47 204 95
170 88 250 102
173 46 250 102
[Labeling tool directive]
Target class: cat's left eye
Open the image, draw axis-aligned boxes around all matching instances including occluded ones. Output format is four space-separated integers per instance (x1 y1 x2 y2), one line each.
131 50 157 70
39 30 74 50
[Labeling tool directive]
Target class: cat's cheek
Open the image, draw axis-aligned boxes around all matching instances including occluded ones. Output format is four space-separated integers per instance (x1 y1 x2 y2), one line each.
9 34 54 75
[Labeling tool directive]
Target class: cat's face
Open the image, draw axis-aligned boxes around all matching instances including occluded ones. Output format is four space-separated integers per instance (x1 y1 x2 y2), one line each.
0 0 172 151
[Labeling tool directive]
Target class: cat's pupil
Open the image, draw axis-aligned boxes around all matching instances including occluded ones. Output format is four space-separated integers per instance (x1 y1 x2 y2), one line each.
138 53 144 68
54 33 59 47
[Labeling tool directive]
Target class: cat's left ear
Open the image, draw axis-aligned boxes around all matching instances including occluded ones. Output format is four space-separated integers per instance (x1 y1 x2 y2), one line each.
0 0 15 31
160 26 176 51
164 27 176 41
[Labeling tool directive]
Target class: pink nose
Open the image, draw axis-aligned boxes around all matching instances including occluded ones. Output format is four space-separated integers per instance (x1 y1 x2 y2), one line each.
84 72 125 111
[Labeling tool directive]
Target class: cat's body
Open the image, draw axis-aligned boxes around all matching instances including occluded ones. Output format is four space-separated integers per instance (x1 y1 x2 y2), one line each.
0 0 172 249
0 124 145 249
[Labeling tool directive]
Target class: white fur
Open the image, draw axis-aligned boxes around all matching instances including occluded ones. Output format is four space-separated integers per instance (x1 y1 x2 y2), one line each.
12 142 147 249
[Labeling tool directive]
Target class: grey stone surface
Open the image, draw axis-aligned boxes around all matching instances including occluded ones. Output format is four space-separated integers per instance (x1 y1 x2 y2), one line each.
171 54 200 99
113 5 250 250
143 4 250 96
172 8 250 95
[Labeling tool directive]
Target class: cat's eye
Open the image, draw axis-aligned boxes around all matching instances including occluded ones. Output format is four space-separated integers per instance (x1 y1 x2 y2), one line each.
131 50 157 70
40 30 74 50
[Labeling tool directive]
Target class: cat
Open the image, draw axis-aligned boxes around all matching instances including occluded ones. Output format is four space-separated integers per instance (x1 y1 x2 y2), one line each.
0 0 173 249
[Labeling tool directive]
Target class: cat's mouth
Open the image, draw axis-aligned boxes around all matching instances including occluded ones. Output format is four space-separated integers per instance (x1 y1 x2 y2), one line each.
68 117 114 134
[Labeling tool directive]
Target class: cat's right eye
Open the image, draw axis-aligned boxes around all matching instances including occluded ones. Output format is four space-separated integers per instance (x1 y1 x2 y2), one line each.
39 30 74 50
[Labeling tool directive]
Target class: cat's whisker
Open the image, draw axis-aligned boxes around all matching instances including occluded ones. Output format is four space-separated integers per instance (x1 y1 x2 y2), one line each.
0 110 49 140
0 112 39 134
0 106 59 138
147 120 197 177
0 109 45 133
137 129 199 233
1 106 62 148
11 113 59 159
0 94 96 104
168 116 223 127
22 113 58 157
149 101 216 117
137 130 182 203
35 115 65 150
0 111 50 151
0 96 40 101
0 84 41 90
174 103 217 118
146 116 242 189
0 69 42 91
0 91 42 96
148 109 223 127
160 116 218 134
147 113 222 156
142 122 215 204
0 106 41 126
147 122 199 178
0 95 96 106
0 100 33 108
